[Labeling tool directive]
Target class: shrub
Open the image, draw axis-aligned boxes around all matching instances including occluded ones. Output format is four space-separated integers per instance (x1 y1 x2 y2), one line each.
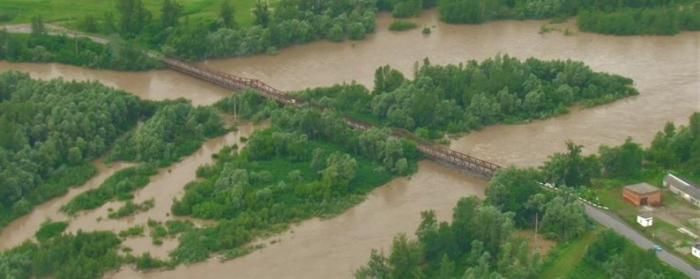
389 20 418 31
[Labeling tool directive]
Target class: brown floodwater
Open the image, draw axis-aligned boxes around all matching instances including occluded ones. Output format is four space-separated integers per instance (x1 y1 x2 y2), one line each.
110 11 697 278
109 161 487 279
0 62 230 106
0 8 698 279
0 122 261 257
202 12 699 169
0 160 134 250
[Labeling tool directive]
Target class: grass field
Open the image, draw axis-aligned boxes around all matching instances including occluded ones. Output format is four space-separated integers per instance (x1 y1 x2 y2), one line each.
0 0 257 28
539 228 602 279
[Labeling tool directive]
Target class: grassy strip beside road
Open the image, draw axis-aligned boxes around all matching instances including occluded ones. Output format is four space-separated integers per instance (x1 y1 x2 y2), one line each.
539 228 602 279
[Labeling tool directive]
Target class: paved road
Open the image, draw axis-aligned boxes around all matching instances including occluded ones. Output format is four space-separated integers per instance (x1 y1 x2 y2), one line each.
585 204 700 279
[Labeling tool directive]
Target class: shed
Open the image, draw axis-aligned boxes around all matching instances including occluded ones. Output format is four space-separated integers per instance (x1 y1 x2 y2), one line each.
664 174 700 207
637 213 653 227
622 183 661 207
693 243 700 259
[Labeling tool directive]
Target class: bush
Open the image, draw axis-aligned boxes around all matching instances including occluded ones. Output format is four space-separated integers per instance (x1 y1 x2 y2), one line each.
348 22 366 40
422 26 431 34
35 221 68 242
389 20 418 31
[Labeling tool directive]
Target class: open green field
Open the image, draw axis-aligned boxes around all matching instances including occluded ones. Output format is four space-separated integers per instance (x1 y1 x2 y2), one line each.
539 228 602 279
0 0 257 28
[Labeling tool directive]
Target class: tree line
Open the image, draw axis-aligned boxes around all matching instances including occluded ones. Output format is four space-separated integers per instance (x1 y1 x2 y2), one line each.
382 0 700 36
541 112 700 189
57 0 378 61
0 24 160 71
293 55 638 137
0 71 147 228
354 193 546 279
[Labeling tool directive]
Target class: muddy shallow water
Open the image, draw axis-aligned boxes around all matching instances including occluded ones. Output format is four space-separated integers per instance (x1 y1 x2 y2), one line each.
0 123 261 258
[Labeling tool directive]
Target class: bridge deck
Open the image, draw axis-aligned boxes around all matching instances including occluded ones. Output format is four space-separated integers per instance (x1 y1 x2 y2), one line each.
163 57 501 178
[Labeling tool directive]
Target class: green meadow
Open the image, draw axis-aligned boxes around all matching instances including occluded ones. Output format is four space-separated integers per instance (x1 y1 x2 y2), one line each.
0 0 256 28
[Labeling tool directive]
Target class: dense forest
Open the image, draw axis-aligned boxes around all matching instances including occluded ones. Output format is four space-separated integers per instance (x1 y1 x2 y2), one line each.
0 230 122 279
0 71 147 227
168 107 419 263
294 55 638 137
0 71 227 225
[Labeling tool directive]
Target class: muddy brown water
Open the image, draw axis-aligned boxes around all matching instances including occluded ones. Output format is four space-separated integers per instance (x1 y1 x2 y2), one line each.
0 62 231 106
0 123 261 258
1 8 698 279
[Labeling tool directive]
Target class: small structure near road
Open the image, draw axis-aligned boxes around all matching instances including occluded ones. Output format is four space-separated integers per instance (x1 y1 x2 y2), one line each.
623 183 661 207
692 243 700 259
637 213 653 227
664 174 700 207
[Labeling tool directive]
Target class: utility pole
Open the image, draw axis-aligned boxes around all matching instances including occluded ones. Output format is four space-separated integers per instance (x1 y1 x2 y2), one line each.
534 212 538 251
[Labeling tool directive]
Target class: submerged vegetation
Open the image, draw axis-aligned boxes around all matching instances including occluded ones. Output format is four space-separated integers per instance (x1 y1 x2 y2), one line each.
389 20 418 31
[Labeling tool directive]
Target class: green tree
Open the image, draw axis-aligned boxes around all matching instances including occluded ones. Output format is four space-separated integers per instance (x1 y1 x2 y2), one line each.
253 0 271 28
485 167 543 227
541 191 587 241
82 15 99 32
67 147 83 165
435 254 455 279
161 0 183 28
103 12 117 33
355 249 391 279
388 233 424 279
117 0 152 35
31 15 45 37
541 141 600 187
373 65 405 94
392 0 424 18
599 137 643 179
220 0 236 28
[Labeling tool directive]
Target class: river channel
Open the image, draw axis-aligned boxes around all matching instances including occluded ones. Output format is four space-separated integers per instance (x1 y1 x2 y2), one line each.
1 9 698 279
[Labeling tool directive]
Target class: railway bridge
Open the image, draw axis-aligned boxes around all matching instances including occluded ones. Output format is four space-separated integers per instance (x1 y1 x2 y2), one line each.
163 57 501 178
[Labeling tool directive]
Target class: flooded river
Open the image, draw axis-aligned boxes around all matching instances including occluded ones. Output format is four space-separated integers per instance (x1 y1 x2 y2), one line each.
1 8 699 279
0 123 260 258
0 62 230 106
